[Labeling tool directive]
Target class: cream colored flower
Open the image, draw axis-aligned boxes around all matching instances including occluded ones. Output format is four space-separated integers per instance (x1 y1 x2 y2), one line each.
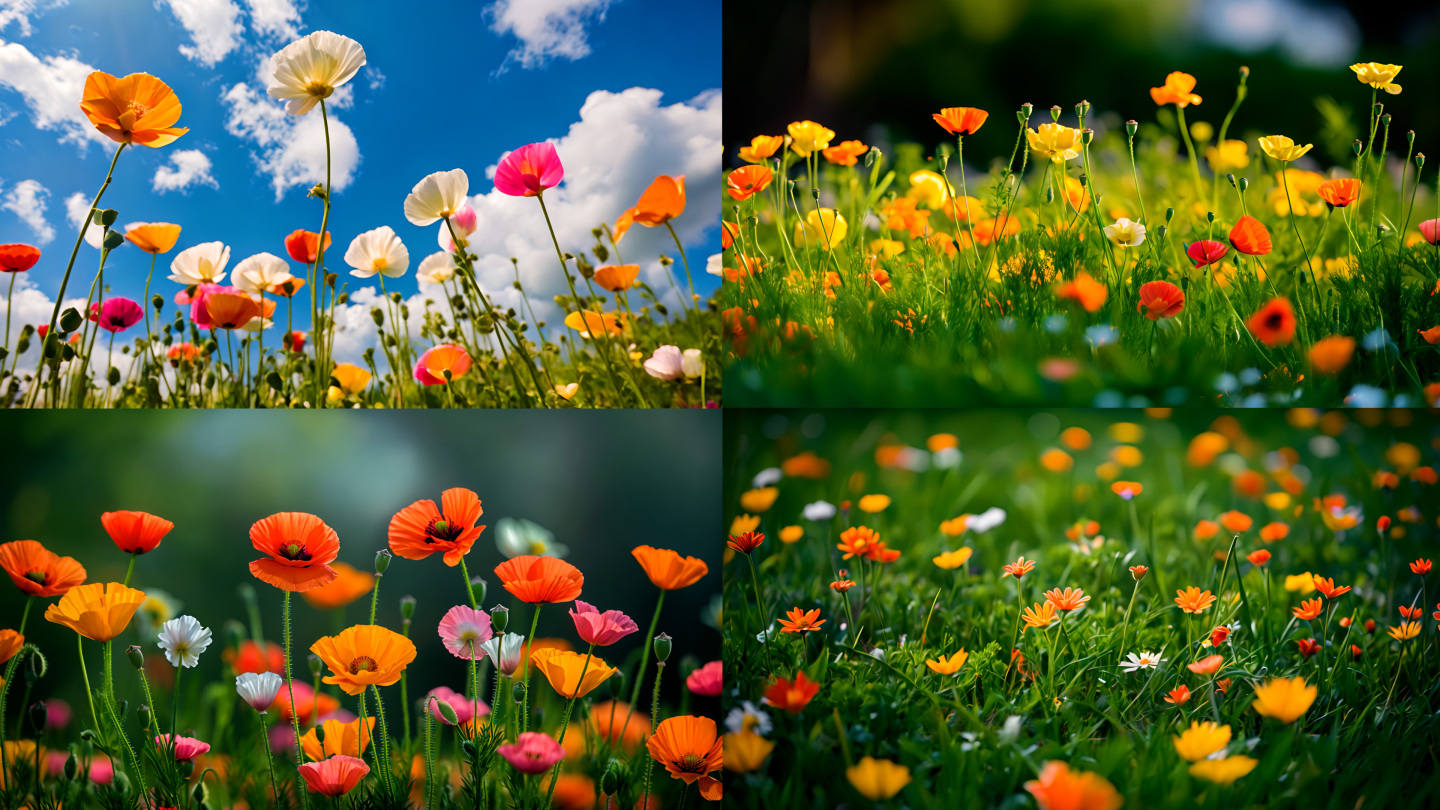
168 241 230 285
231 252 293 294
1103 218 1146 248
344 226 409 279
416 252 458 286
267 31 367 116
403 169 469 226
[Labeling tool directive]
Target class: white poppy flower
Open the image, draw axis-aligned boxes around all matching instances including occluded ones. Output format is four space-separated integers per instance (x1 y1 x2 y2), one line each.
967 507 1007 533
168 242 230 285
403 169 469 226
681 348 704 379
235 671 284 712
231 252 293 294
802 500 836 521
494 518 567 559
1103 218 1146 248
1120 651 1165 672
416 252 458 286
266 31 367 116
644 345 685 381
344 226 409 279
752 468 783 488
706 253 723 276
157 615 212 668
479 632 526 676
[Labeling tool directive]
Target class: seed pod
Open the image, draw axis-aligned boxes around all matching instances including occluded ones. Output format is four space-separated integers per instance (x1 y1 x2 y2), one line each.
375 549 392 574
400 595 417 620
471 577 487 605
490 604 510 632
653 632 672 662
1125 120 1137 137
370 308 385 326
127 645 145 670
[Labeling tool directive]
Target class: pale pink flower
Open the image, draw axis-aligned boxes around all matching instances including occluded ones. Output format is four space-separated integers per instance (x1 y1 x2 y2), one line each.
569 600 638 647
643 345 685 380
1420 218 1440 246
438 604 493 660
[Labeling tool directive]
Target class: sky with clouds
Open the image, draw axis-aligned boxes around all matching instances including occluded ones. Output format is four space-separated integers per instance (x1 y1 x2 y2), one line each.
0 0 720 364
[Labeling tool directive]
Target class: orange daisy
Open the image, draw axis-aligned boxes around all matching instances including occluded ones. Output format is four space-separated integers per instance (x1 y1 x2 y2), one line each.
1312 576 1351 599
1174 586 1218 614
247 513 340 592
1293 597 1323 621
777 607 826 634
837 526 880 559
1002 557 1037 578
1043 587 1090 612
762 672 819 714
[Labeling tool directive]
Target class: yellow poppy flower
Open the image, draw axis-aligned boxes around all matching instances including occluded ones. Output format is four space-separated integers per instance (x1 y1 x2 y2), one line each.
846 756 911 800
1349 62 1401 94
1258 135 1313 162
787 120 835 157
1026 123 1082 164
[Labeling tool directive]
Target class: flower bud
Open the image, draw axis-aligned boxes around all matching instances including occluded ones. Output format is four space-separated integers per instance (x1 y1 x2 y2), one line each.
65 751 80 780
1239 65 1250 78
60 307 83 332
127 645 144 670
1049 105 1061 122
602 761 622 795
370 308 385 327
309 654 323 676
180 759 194 778
1238 177 1249 193
436 698 459 726
400 594 417 620
1373 102 1383 117
1416 153 1425 168
30 701 48 732
1125 120 1137 137
374 548 392 574
1382 113 1391 127
1078 174 1088 187
1206 211 1215 224
1155 225 1167 240
1352 140 1363 156
61 343 76 362
1226 173 1237 187
1164 207 1175 223
653 632 672 662
462 739 477 757
80 728 97 743
470 577 487 605
326 272 338 289
1406 130 1415 144
1044 186 1054 203
103 230 125 251
512 682 526 704
194 780 208 805
96 208 118 228
1080 128 1094 145
136 704 151 726
1020 102 1032 119
490 604 509 632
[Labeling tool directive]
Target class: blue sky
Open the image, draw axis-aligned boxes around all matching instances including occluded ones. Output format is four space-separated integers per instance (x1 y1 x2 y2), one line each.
0 0 719 362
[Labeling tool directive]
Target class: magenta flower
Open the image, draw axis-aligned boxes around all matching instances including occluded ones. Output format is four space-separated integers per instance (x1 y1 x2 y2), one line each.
498 731 565 774
438 604 493 660
189 283 246 329
427 685 489 725
686 660 722 696
493 142 563 197
1420 218 1440 246
155 734 211 761
90 297 144 333
569 600 638 647
1185 240 1229 267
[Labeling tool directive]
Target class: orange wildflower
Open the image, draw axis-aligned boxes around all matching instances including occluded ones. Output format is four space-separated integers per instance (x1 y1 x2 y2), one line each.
1043 587 1090 612
615 176 685 242
226 640 285 675
1024 761 1123 810
1296 637 1322 657
831 578 856 593
1129 565 1149 580
1309 336 1355 375
1165 685 1192 705
837 526 880 560
932 106 989 135
1219 511 1253 533
1246 549 1271 566
762 671 819 714
1399 605 1423 620
593 264 640 292
387 487 485 567
530 648 617 698
1247 298 1297 347
632 546 709 591
273 681 338 724
781 451 831 479
822 140 869 166
0 540 87 597
1194 520 1220 541
1150 71 1202 107
727 532 764 554
1174 586 1218 614
738 135 783 163
1137 280 1185 320
777 607 826 634
43 582 146 642
1056 272 1107 313
300 717 375 760
79 71 189 147
646 716 723 802
1110 481 1143 499
310 624 417 696
1312 576 1351 599
1317 178 1360 207
123 222 182 254
1228 215 1272 256
100 510 174 555
1411 559 1433 575
301 562 375 610
1002 557 1037 578
494 555 585 604
1021 602 1057 633
0 630 22 665
1293 598 1323 621
1187 654 1224 675
1259 522 1289 543
1210 626 1230 646
247 512 340 593
727 165 773 201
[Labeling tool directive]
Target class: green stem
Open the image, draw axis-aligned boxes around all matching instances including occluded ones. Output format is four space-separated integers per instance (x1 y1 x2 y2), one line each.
283 591 310 809
521 605 543 733
459 555 478 608
621 590 666 744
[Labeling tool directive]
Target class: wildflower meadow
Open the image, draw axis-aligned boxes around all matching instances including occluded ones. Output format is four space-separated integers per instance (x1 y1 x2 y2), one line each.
0 29 718 409
724 407 1440 807
721 63 1440 407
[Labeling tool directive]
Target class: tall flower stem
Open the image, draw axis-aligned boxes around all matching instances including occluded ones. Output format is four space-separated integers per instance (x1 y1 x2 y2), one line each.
542 643 595 807
459 555 478 608
259 710 281 805
371 684 394 795
621 590 666 743
282 591 310 809
520 605 543 733
663 221 697 313
745 555 774 670
1117 577 1141 667
310 100 334 409
1 271 16 380
102 639 152 809
639 661 665 807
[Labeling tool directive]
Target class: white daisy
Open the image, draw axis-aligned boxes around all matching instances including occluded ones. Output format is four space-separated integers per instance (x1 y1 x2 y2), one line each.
725 701 772 736
1120 651 1165 672
157 615 212 668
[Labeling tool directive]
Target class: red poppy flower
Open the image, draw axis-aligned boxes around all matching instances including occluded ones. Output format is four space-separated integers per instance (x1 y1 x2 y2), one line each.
762 672 819 714
932 107 989 136
1136 280 1185 320
247 512 340 592
1316 178 1360 208
1246 298 1296 347
387 488 484 567
1296 638 1321 658
494 555 584 605
284 229 331 264
1228 216 1272 256
1412 559 1432 575
1186 240 1228 267
0 243 41 273
101 511 174 555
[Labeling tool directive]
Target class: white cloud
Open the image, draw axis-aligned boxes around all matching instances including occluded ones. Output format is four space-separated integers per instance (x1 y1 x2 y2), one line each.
1 178 54 243
153 148 219 193
486 0 614 71
220 81 360 201
241 0 299 42
0 40 107 149
64 190 101 248
456 86 721 325
0 0 66 37
0 271 95 371
156 0 246 66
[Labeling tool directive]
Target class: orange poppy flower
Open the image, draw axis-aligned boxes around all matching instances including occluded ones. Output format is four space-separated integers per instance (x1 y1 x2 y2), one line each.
970 214 1021 246
301 562 375 610
100 510 174 555
300 716 375 760
738 135 783 163
1228 215 1272 256
933 107 989 136
123 222 182 254
206 293 261 330
1247 298 1296 347
1211 625 1230 646
593 264 640 292
1056 272 1107 313
581 701 650 753
762 671 819 714
631 546 708 591
387 487 485 567
530 648 617 698
310 624 417 696
272 680 339 723
1317 178 1360 208
1137 280 1185 320
1111 481 1143 499
1419 326 1440 345
0 540 87 597
494 555 584 604
646 715 723 802
1296 637 1322 657
822 140 869 166
1219 511 1252 533
614 175 685 242
1165 685 1191 705
0 630 24 665
79 71 188 147
1174 586 1218 614
564 310 624 338
225 639 285 674
247 512 340 593
271 276 306 297
777 607 826 634
1312 576 1351 599
1194 520 1219 541
1043 587 1090 612
1307 335 1354 375
1024 761 1123 810
1187 654 1224 675
43 582 146 641
727 165 773 202
1293 597 1323 621
1150 71 1202 107
1259 522 1289 543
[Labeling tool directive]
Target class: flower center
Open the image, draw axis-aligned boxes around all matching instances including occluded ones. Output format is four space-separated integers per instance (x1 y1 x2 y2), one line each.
679 753 706 772
279 542 311 561
425 517 462 544
24 570 47 585
348 655 378 674
306 81 334 99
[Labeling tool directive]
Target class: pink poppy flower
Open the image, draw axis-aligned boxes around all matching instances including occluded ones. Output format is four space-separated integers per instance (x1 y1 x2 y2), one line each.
1186 240 1228 267
299 754 369 796
90 297 144 333
438 604 493 660
493 142 564 197
498 731 565 774
440 205 478 252
1420 218 1440 246
427 685 489 725
155 734 211 761
413 343 471 385
569 600 639 647
686 660 722 696
643 345 685 381
45 699 71 729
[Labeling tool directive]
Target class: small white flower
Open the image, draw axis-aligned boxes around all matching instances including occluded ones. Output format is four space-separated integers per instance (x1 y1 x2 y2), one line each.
725 701 772 736
403 168 470 226
752 468 783 488
998 715 1023 744
267 31 367 116
235 671 284 712
706 253 723 276
231 252 294 294
168 242 230 285
802 500 836 521
933 447 962 469
416 252 459 286
344 225 409 279
479 632 526 676
157 615 212 668
681 348 704 380
1120 651 1164 672
494 517 567 559
1103 217 1146 247
968 507 1007 533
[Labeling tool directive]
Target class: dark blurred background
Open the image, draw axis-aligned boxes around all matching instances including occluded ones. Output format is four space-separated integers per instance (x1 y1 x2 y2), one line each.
725 0 1440 165
0 411 720 724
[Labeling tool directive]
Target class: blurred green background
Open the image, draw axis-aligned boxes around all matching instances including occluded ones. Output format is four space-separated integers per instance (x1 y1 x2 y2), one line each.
724 0 1439 167
0 410 721 722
